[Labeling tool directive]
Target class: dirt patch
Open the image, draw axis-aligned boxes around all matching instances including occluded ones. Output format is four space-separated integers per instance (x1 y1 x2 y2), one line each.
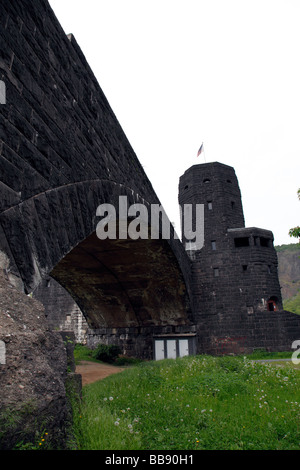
75 361 125 386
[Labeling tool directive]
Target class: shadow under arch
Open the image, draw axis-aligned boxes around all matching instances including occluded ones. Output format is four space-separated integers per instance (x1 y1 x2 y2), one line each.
1 179 193 331
51 230 192 330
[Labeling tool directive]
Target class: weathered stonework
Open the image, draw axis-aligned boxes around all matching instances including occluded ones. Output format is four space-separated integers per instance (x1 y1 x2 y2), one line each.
0 267 78 449
1 1 300 448
179 162 300 355
0 0 193 357
33 276 88 344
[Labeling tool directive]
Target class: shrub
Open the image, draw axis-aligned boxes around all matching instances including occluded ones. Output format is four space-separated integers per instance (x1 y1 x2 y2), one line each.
92 344 121 363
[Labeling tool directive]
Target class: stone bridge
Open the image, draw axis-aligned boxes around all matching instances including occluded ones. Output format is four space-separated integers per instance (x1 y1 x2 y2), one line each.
0 0 193 344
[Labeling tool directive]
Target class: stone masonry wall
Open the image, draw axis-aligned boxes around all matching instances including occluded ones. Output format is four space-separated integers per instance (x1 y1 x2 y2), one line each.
179 162 300 355
33 277 88 344
0 0 191 294
0 0 193 363
197 309 300 355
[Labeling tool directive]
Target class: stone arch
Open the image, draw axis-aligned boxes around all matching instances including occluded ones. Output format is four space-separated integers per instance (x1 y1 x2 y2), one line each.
1 179 193 331
0 0 194 358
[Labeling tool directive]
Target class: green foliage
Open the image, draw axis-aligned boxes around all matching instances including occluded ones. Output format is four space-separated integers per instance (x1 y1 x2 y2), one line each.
13 430 52 450
0 401 63 450
245 349 292 359
74 344 142 366
284 290 300 315
92 344 121 363
275 243 300 253
114 356 143 366
289 226 300 240
73 344 94 363
71 354 300 450
289 188 300 242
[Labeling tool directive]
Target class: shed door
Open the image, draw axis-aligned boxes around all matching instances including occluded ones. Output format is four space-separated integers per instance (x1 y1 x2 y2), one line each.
179 339 189 357
155 340 165 360
167 340 177 359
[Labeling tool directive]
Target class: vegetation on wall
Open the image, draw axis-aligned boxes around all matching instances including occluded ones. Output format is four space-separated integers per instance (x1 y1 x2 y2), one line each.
288 188 300 241
275 242 300 312
283 291 300 316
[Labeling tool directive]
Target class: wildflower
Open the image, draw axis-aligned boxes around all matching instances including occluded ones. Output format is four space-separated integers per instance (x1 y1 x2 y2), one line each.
109 397 113 401
114 421 119 426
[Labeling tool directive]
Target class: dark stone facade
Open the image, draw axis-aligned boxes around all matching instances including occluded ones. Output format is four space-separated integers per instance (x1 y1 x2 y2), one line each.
3 0 300 450
179 162 300 355
0 0 193 357
1 0 300 367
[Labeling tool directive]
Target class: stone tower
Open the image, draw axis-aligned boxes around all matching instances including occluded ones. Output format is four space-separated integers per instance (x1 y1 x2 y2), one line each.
179 162 245 242
179 162 283 353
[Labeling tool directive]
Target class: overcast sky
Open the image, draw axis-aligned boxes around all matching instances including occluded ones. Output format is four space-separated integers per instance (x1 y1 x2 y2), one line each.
49 0 300 246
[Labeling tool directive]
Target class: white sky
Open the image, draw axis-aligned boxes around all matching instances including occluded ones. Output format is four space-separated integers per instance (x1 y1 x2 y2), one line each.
49 0 300 246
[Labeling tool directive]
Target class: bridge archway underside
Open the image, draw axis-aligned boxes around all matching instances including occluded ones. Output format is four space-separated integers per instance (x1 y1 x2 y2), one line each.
51 232 191 329
0 180 193 329
0 0 193 333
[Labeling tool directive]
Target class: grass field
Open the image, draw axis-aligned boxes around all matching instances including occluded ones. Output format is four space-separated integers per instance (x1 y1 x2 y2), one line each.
71 351 300 450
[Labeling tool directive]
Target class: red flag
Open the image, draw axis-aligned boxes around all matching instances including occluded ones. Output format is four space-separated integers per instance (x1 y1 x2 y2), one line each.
197 143 204 157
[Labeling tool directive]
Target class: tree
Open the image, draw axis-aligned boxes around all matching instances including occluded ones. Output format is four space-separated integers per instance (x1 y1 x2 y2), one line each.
289 189 300 242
